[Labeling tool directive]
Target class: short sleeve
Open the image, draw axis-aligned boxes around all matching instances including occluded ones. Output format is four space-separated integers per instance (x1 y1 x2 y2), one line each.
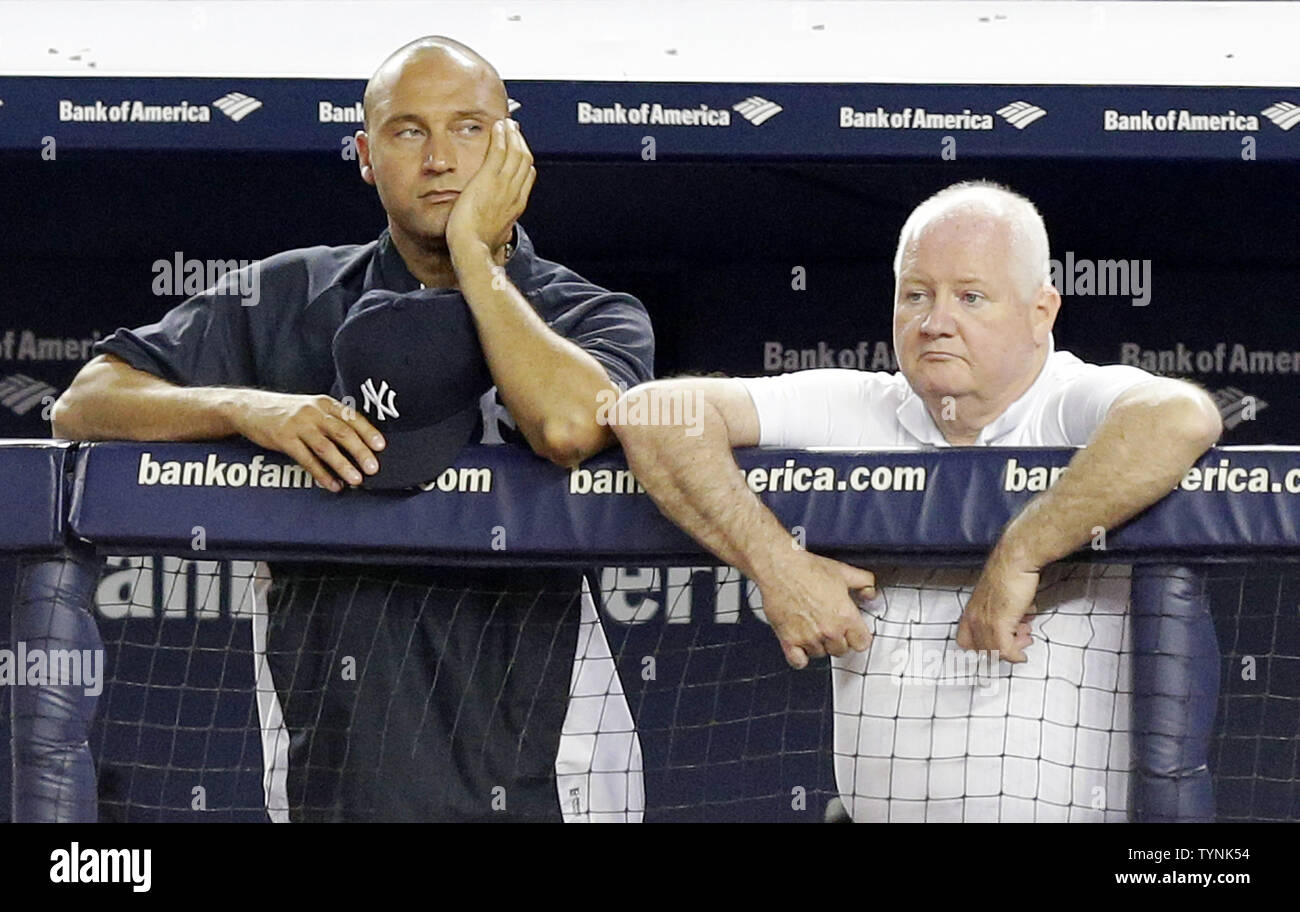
1045 362 1156 444
735 369 893 448
92 263 261 388
546 289 655 388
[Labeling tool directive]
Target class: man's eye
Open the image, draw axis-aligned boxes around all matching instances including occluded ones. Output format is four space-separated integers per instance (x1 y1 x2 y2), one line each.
396 127 423 138
962 292 984 305
458 123 483 135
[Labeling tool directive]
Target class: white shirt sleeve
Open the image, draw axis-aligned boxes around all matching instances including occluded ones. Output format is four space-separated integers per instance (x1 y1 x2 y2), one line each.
1043 362 1156 445
735 369 896 448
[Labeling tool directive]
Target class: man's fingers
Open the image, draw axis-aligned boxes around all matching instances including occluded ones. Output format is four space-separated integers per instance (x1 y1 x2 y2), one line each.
505 138 533 196
284 440 343 493
507 163 535 214
325 395 383 450
1000 642 1028 664
850 587 877 608
993 612 1035 663
820 632 850 658
495 118 523 178
334 401 385 451
961 615 1029 662
486 119 508 172
303 431 363 487
783 643 809 671
520 166 537 214
503 137 534 217
503 119 526 159
1012 619 1034 653
321 416 380 476
840 564 876 595
955 613 974 650
834 606 872 654
846 619 873 653
997 619 1030 663
506 118 530 164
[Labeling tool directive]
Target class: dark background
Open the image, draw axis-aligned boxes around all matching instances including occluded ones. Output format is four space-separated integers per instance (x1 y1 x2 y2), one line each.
3 151 1298 440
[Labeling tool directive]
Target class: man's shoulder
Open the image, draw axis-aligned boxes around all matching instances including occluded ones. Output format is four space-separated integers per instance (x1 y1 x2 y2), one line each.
739 368 911 449
255 239 378 307
746 368 909 392
260 239 374 272
739 368 911 413
504 225 643 316
523 249 641 312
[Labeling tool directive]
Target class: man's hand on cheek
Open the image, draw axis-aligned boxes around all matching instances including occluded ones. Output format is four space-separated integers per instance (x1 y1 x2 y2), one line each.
447 119 536 257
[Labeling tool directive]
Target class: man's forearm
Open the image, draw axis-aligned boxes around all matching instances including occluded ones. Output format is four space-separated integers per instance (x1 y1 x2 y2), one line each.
615 403 799 580
52 358 241 441
996 383 1221 570
451 239 617 464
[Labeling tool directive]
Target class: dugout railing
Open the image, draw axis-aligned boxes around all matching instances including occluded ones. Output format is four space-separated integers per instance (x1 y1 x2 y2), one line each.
3 440 1298 822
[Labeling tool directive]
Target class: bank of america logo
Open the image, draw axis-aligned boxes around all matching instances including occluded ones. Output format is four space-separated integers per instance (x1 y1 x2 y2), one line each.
212 92 262 122
1261 102 1300 131
0 374 58 416
1212 386 1267 430
361 378 399 420
733 96 783 126
996 101 1047 130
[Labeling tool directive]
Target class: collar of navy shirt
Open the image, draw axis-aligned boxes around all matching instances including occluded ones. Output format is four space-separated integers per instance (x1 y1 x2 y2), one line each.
369 224 524 294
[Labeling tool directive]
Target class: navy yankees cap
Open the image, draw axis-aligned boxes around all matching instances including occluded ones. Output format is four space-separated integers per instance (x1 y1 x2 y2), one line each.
331 287 492 490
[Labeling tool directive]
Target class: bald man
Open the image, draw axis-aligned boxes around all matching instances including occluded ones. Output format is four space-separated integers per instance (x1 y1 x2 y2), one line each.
54 37 653 822
612 181 1221 821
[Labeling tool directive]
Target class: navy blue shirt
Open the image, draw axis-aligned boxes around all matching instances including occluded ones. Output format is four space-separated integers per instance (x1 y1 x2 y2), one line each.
93 225 655 435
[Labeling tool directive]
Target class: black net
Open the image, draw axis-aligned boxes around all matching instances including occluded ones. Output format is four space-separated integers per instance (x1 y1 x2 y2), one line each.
8 552 1298 822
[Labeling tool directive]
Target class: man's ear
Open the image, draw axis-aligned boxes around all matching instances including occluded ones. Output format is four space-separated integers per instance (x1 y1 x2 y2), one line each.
1030 283 1061 344
356 131 375 185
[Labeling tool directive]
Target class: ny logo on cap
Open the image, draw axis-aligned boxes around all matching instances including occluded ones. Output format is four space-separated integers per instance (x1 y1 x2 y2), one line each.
360 378 399 421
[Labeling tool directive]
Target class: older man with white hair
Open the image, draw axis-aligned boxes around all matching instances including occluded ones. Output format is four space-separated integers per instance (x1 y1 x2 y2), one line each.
611 180 1222 822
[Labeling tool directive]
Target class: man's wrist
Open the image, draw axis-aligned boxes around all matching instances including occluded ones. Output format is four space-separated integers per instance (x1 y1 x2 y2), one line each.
447 232 499 271
745 529 810 588
207 388 247 438
992 521 1044 573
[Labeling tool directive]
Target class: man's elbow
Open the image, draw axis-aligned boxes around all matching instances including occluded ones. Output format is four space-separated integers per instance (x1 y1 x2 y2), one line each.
1194 399 1223 449
532 415 612 468
604 385 667 450
1134 381 1222 452
1177 386 1223 451
49 388 91 440
51 356 130 440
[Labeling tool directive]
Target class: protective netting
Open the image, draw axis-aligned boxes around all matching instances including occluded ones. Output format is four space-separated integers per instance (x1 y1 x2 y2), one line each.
9 551 1293 821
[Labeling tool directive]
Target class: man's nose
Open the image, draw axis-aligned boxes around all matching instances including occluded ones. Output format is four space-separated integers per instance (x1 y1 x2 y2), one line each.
919 294 958 336
421 139 455 172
